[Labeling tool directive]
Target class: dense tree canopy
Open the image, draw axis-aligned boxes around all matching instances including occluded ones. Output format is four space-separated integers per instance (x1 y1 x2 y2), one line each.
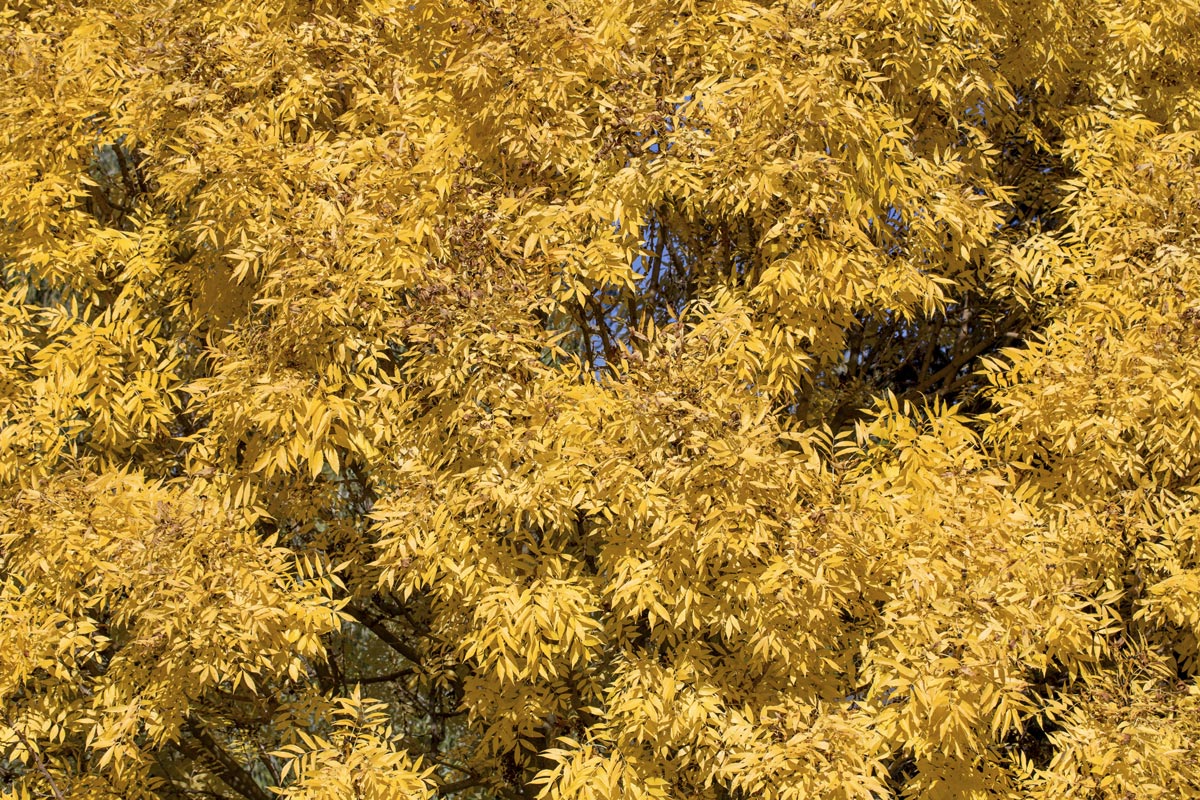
3 0 1200 797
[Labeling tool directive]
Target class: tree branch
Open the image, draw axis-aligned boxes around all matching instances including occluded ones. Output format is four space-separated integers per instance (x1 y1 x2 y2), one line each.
5 717 65 800
438 775 486 796
344 667 416 684
344 604 429 674
182 717 273 800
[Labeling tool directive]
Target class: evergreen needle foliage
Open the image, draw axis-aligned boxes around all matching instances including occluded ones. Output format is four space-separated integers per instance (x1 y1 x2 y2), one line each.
3 1 1200 798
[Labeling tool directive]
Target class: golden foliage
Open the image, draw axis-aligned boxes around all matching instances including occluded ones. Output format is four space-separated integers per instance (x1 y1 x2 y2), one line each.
2 0 1200 797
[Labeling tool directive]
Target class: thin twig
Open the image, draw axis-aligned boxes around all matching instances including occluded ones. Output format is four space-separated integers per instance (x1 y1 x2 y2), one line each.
6 717 66 800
